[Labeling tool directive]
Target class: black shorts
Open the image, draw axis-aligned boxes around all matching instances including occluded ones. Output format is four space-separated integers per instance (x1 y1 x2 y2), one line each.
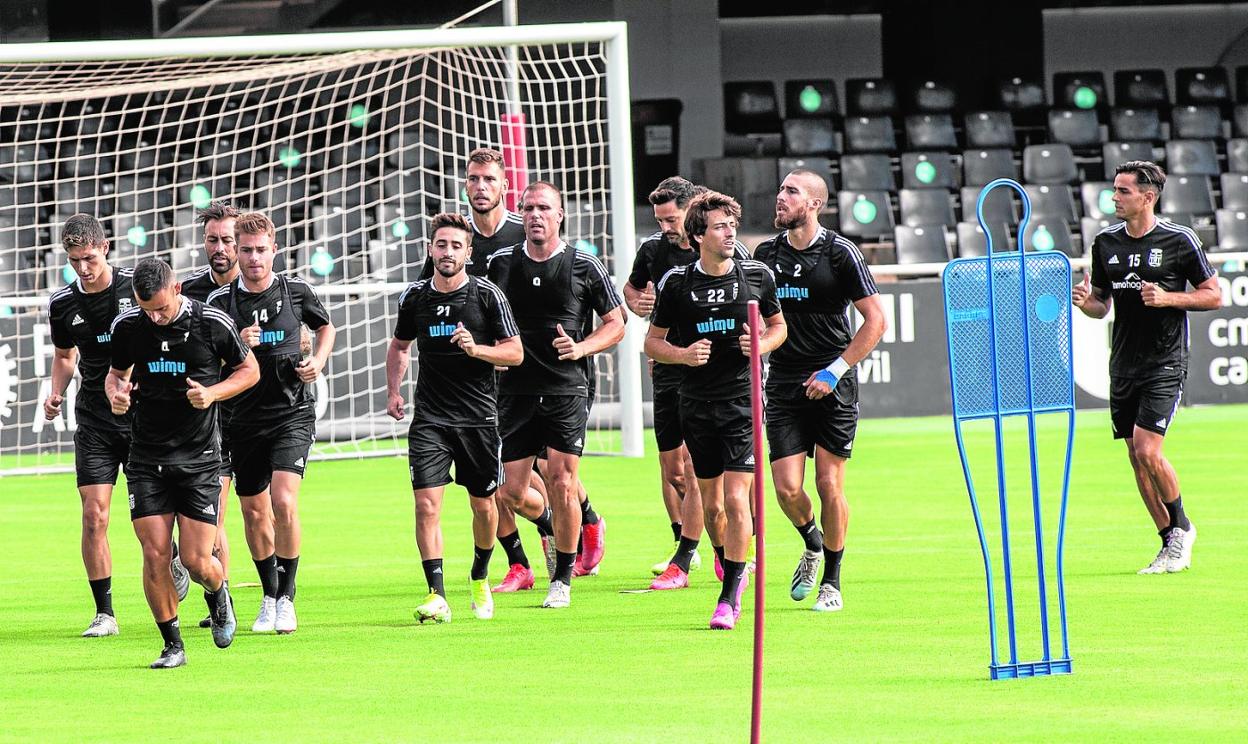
229 417 315 497
765 376 859 461
499 394 589 461
74 424 131 488
653 387 684 452
408 420 502 497
1110 370 1185 439
127 461 221 525
680 395 755 480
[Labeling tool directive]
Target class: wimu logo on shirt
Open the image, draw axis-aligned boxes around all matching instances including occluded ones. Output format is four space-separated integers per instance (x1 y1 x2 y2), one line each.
427 322 459 338
776 285 810 300
696 317 736 334
147 358 187 375
260 330 286 344
95 332 111 343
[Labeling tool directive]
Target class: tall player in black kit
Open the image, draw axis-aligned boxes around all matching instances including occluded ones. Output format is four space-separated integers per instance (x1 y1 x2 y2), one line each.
106 258 258 668
208 212 336 635
1073 160 1220 574
44 214 139 637
180 201 241 628
387 213 523 623
755 170 886 613
647 191 786 630
487 181 626 609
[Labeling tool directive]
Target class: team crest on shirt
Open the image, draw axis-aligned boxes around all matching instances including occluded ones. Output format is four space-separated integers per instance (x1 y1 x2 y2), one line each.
118 298 132 313
1148 248 1163 268
275 300 283 314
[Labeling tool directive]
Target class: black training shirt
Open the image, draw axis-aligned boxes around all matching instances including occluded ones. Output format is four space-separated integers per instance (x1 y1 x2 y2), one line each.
48 268 135 431
419 211 526 280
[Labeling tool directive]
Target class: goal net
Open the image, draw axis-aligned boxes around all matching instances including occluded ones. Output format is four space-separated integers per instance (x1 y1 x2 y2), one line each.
0 24 642 476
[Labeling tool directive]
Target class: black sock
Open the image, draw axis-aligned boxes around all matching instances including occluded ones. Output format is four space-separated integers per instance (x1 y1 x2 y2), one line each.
422 558 445 597
275 555 299 600
580 497 600 525
670 522 682 542
254 554 279 599
822 547 844 590
554 550 576 584
499 531 530 569
530 507 555 537
797 519 823 553
713 544 726 566
471 545 493 581
718 559 746 608
1165 496 1191 532
89 577 114 617
202 581 227 617
670 536 700 573
157 617 182 648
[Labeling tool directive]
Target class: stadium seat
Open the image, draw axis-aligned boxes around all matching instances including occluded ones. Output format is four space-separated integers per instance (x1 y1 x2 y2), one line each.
1047 109 1101 148
837 190 894 239
904 114 957 150
784 79 839 120
254 169 310 210
0 143 52 183
1022 144 1077 184
1228 139 1248 173
371 204 424 282
908 79 957 113
840 154 894 191
962 148 1017 187
1023 184 1078 223
1214 208 1248 252
323 167 380 207
844 115 897 153
1221 173 1248 210
116 174 175 218
845 78 898 116
1103 141 1154 171
387 128 442 172
1109 108 1162 142
783 119 838 156
1081 216 1118 250
961 185 1017 226
1171 105 1224 140
310 202 375 249
54 180 116 218
899 189 956 228
118 137 161 172
1080 181 1117 220
1175 66 1231 109
57 140 114 179
893 225 951 263
1234 104 1248 138
956 221 1012 257
1160 175 1216 217
326 138 382 169
1165 140 1219 177
964 111 1016 149
900 152 956 190
723 81 782 135
1053 71 1108 115
996 75 1047 125
68 100 120 138
1114 69 1169 108
1023 217 1078 257
0 182 41 225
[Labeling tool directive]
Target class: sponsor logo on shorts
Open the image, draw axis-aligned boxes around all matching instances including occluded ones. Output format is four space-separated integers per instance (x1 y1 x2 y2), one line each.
486 479 497 491
203 503 216 517
573 437 583 449
128 493 136 509
294 457 305 468
744 454 755 466
1155 418 1168 429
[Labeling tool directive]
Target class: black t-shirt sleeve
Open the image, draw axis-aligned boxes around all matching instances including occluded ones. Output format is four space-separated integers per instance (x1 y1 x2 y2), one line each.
482 281 519 340
207 289 230 314
834 241 878 302
1090 236 1109 291
49 299 73 349
295 281 331 330
1176 234 1216 286
651 273 679 330
393 284 420 341
627 241 655 289
752 239 776 267
205 310 250 368
583 254 623 317
109 317 134 371
757 268 782 318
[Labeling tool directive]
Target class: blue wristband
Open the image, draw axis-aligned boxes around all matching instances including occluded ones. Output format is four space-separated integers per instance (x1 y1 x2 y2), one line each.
813 369 840 387
814 357 851 387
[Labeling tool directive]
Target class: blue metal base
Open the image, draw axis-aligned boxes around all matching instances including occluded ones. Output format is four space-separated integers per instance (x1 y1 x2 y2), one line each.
990 658 1073 680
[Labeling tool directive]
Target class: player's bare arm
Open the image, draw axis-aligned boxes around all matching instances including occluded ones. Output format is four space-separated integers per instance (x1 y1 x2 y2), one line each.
186 351 260 409
296 322 336 383
1140 275 1222 310
553 305 625 361
43 346 78 420
384 337 412 421
804 293 887 399
644 323 710 367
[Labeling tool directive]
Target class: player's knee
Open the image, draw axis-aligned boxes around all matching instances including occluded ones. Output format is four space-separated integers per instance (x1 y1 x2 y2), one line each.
182 553 214 584
814 476 841 500
141 542 171 569
81 506 109 537
773 481 804 504
469 496 495 518
413 494 439 522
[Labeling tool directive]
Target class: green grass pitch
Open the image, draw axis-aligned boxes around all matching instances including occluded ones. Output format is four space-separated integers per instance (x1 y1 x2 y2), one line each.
2 405 1245 742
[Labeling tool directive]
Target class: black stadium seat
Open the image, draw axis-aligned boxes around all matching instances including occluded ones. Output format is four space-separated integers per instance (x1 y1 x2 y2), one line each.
840 154 894 192
1165 140 1219 177
838 190 894 239
899 188 956 228
845 77 898 116
904 114 957 150
844 115 897 153
1080 181 1117 221
783 119 838 157
964 111 1015 149
1220 172 1248 210
723 81 782 135
1024 217 1078 257
894 225 951 263
1110 108 1162 142
1171 105 1223 140
1215 208 1248 252
1228 139 1248 173
963 148 1017 187
1234 104 1248 138
956 221 1012 257
901 152 956 190
1053 71 1108 115
1024 184 1078 224
1022 144 1077 185
1103 141 1154 171
1175 66 1231 109
1114 69 1169 108
1081 217 1118 250
908 79 957 113
962 185 1017 226
784 79 839 119
1048 109 1101 148
1160 175 1216 218
996 75 1047 125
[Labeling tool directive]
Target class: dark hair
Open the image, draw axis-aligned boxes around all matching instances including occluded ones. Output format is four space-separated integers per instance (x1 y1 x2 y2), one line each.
684 190 742 242
62 213 107 250
785 168 830 204
520 180 563 209
1116 160 1166 211
647 176 698 209
197 200 241 225
132 258 175 300
468 147 506 170
430 212 473 244
235 211 276 241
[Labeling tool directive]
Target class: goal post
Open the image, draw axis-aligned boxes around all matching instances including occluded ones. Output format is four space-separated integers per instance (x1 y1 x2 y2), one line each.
0 22 643 476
